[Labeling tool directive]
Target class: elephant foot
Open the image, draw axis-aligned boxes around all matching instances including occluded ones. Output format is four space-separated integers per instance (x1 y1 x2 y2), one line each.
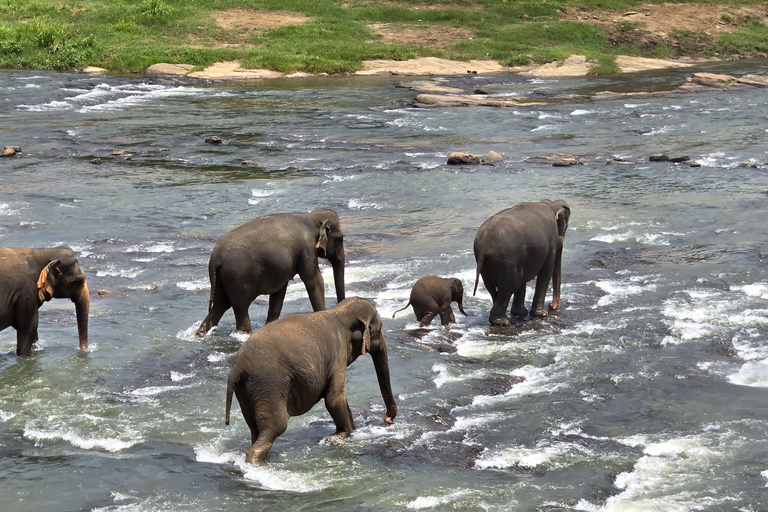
325 432 351 445
548 301 559 311
489 316 510 326
510 305 529 316
530 308 548 318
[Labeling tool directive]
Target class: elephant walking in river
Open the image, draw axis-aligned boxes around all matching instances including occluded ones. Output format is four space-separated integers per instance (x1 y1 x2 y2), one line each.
197 209 345 336
225 297 397 464
0 246 90 356
392 275 467 326
473 200 570 325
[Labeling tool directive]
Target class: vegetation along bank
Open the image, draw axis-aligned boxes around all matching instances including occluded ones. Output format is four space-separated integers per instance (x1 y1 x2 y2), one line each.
1 0 768 76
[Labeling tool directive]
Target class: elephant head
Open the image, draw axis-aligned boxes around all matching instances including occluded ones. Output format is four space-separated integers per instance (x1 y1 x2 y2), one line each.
450 278 467 316
541 199 571 240
347 298 397 425
43 247 90 351
312 209 345 304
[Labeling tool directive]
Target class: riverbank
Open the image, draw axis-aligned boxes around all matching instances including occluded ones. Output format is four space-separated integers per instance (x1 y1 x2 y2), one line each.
2 1 768 77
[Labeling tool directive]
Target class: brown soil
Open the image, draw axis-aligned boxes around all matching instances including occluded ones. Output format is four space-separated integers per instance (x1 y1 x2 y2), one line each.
370 23 472 48
214 9 310 31
562 3 768 54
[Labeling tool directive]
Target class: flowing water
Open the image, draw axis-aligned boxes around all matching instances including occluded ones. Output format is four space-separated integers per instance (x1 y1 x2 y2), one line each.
2 62 768 511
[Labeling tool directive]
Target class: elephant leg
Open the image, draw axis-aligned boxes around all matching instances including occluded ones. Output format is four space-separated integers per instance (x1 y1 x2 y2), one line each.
197 283 231 336
245 412 288 465
510 287 528 316
266 283 288 324
16 313 39 357
232 302 253 333
489 287 513 326
234 387 260 444
418 311 438 327
531 265 554 318
299 266 326 313
438 305 456 325
324 383 355 437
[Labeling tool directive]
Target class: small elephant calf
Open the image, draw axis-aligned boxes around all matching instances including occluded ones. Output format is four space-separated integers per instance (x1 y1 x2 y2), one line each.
225 297 397 465
392 275 467 326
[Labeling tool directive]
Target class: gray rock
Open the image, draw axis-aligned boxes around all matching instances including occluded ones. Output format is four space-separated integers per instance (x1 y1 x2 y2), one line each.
205 136 223 144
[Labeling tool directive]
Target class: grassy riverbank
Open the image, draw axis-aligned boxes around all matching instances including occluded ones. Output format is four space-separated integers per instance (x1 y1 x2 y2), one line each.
1 0 767 75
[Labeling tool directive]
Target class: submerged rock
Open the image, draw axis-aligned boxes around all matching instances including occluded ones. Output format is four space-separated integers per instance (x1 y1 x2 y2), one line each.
447 152 480 165
527 154 582 167
205 136 223 144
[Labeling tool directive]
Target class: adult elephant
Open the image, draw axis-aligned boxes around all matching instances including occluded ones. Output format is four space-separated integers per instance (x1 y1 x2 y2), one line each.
196 209 345 336
0 246 90 356
473 200 570 326
225 297 397 464
392 275 467 326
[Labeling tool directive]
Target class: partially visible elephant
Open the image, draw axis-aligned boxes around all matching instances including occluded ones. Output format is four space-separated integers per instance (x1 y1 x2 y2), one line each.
392 275 467 326
197 209 345 336
0 246 90 356
473 200 570 326
225 297 397 464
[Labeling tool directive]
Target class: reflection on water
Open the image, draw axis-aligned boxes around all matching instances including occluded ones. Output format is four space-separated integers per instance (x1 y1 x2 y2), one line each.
1 65 768 511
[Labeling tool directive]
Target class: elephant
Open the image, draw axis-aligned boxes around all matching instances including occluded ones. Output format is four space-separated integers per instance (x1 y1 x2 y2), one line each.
392 275 467 326
196 209 345 336
0 246 90 356
473 200 570 326
225 297 397 464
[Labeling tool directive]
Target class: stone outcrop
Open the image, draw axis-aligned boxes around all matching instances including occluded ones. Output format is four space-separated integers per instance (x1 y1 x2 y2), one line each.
481 151 503 166
1 146 21 157
409 72 768 108
447 152 480 165
145 63 195 78
526 154 583 167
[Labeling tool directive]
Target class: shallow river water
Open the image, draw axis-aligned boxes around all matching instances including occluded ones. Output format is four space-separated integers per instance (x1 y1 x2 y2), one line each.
2 62 768 511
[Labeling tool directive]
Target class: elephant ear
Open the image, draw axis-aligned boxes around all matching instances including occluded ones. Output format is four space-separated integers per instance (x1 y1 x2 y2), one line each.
36 260 61 304
361 315 373 355
315 219 330 258
554 204 571 237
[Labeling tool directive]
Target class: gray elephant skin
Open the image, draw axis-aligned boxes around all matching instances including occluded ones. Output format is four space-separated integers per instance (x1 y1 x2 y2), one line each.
197 209 345 336
225 297 397 464
392 275 467 326
0 246 90 356
473 200 570 325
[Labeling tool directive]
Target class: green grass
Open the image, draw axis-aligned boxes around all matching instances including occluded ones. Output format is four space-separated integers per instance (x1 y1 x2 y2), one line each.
0 0 766 75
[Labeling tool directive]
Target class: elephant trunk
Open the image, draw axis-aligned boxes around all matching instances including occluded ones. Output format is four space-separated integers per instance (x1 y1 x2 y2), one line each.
457 295 467 316
73 281 90 351
331 255 346 304
371 336 397 425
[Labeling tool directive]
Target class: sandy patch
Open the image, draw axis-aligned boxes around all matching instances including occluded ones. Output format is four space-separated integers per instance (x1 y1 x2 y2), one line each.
357 56 506 76
214 8 310 32
370 23 472 48
562 3 768 40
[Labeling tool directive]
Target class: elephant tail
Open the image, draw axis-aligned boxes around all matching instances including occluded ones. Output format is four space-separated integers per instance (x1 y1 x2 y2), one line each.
473 255 484 297
225 364 243 426
391 300 412 318
207 263 219 314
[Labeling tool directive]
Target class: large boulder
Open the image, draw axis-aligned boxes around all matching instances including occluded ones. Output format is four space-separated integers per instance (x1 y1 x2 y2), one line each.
1 146 21 157
447 152 480 165
481 151 503 166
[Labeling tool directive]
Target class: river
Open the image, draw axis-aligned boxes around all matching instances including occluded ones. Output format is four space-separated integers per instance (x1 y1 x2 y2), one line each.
2 61 768 511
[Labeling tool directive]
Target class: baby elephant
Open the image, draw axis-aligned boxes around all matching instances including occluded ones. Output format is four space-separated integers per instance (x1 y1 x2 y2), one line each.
392 275 467 326
225 297 397 465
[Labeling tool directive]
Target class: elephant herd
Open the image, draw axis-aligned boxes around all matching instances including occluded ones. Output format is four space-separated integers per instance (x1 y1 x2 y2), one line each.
0 199 570 464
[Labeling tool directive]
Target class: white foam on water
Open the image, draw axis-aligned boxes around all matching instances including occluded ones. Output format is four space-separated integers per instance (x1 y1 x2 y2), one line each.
594 278 657 307
95 265 145 279
208 351 229 362
126 383 196 397
762 470 768 486
475 440 589 470
124 242 178 253
470 364 564 407
170 370 196 382
406 490 474 510
570 109 599 116
733 283 768 299
576 434 729 512
727 359 768 388
0 409 16 421
348 198 387 210
642 126 671 136
532 124 557 132
24 426 139 452
251 188 277 197
194 442 331 492
432 363 489 389
0 203 18 216
176 279 209 291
